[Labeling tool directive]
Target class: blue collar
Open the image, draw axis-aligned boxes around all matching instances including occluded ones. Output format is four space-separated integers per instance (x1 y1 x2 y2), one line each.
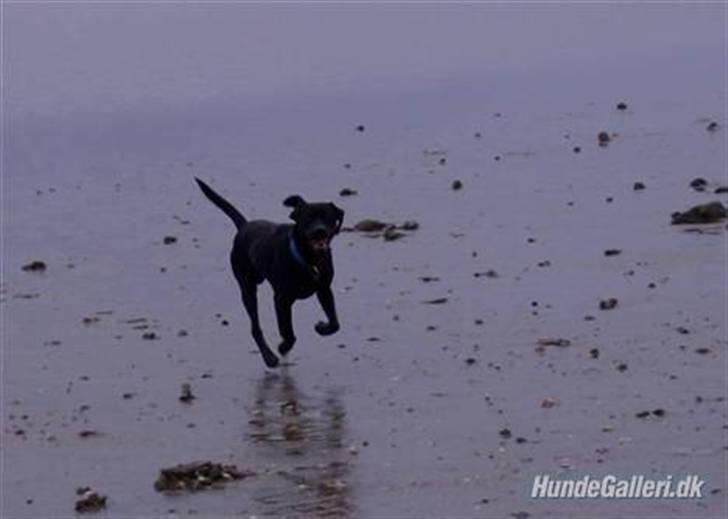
288 232 308 268
289 231 321 280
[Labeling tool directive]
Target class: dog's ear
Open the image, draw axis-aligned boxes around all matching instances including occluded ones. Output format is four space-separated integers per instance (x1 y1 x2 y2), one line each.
330 203 345 233
283 195 306 208
283 195 307 221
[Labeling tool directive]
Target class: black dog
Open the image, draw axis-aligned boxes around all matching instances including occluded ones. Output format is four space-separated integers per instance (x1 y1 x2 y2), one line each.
195 178 344 368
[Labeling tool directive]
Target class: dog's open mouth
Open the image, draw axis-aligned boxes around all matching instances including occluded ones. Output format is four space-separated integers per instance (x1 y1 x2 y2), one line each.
309 238 330 252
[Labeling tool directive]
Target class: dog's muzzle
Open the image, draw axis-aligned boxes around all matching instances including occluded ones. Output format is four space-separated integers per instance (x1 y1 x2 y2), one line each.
309 238 331 252
308 226 332 252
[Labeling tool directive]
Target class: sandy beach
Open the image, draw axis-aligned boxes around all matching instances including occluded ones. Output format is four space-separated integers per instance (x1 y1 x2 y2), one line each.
2 3 726 518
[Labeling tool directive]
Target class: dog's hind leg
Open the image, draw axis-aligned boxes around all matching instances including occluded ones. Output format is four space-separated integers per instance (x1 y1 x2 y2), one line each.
233 268 279 368
274 294 296 356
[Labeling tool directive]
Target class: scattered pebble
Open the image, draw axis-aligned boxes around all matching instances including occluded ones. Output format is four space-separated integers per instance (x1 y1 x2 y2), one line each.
142 332 158 340
541 398 559 408
633 181 646 191
537 338 571 348
383 226 406 242
339 188 358 197
636 409 666 419
21 261 47 272
616 102 628 111
351 220 389 232
597 131 611 147
179 383 195 403
604 249 622 257
422 297 448 305
400 220 420 231
474 270 499 279
706 121 719 132
75 488 107 513
163 236 177 245
451 180 463 191
690 178 708 192
599 298 618 311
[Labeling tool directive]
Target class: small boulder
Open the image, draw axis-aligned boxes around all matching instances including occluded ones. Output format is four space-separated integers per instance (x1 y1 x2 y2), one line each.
671 201 726 225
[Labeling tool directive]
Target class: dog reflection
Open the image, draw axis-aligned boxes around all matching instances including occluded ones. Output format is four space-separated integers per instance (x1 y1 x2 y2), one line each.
248 371 353 517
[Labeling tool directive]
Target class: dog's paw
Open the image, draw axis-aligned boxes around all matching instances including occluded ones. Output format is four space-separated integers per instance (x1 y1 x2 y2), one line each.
262 351 280 369
315 321 339 336
278 340 295 356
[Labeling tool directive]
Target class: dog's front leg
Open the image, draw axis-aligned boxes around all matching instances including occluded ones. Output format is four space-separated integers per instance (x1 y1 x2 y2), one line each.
235 274 279 368
314 286 340 336
274 294 297 356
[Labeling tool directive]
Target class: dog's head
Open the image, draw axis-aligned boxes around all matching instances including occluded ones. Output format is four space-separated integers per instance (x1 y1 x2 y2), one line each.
284 195 344 254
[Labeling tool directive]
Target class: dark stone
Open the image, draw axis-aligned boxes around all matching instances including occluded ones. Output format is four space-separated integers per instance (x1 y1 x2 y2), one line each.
154 461 254 493
599 298 618 310
21 261 47 272
671 201 726 225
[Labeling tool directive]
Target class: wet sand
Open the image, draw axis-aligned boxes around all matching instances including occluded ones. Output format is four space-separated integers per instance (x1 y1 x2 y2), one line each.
3 4 727 518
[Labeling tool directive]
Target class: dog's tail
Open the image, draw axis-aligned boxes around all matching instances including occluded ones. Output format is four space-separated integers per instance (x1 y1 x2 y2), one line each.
194 178 247 229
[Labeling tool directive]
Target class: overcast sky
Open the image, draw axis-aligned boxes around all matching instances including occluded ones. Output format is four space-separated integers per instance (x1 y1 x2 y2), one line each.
5 3 725 117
